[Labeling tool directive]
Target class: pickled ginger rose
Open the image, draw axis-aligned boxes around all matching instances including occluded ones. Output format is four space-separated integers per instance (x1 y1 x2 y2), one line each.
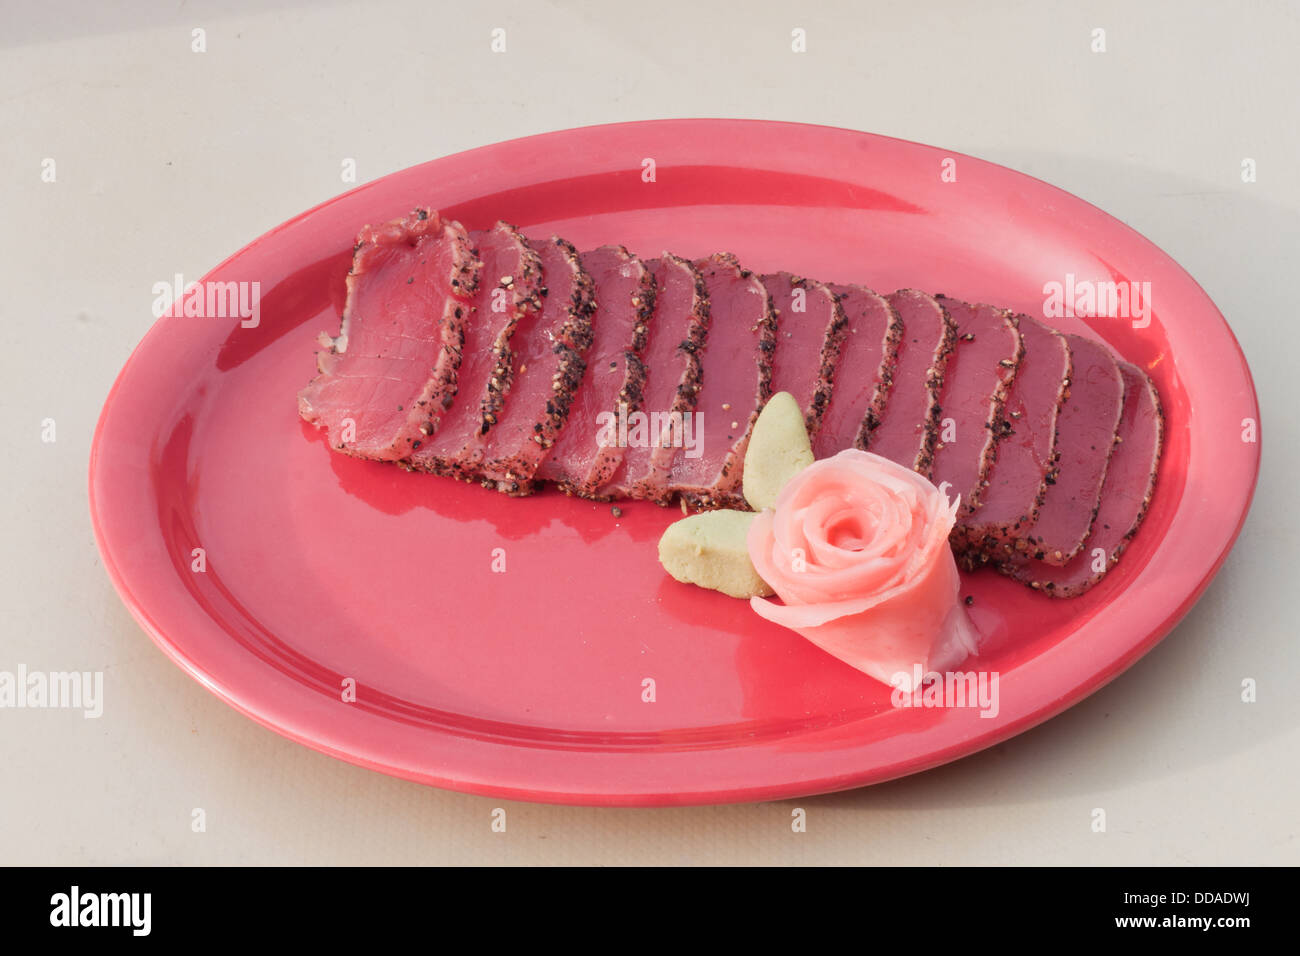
747 448 978 686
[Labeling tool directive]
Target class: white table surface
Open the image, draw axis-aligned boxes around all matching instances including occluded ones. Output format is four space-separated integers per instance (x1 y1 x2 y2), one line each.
2 0 1295 865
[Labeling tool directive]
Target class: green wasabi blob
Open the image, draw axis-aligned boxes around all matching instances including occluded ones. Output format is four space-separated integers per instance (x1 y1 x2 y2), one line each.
742 391 814 511
657 391 814 599
657 510 774 600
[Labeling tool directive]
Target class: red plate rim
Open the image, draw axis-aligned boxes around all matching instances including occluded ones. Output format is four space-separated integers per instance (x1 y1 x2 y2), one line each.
89 119 1261 805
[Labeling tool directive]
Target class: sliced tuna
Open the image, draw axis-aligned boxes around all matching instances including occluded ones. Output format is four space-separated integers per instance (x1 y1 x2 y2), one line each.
866 289 956 475
1005 360 1162 595
929 297 1023 516
1016 333 1125 565
812 285 902 458
955 314 1072 561
598 253 710 502
667 253 776 509
298 208 480 460
534 245 656 496
298 211 1165 599
762 273 848 436
477 235 597 495
410 221 544 477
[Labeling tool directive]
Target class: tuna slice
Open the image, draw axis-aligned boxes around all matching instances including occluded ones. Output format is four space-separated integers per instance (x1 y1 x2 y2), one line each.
956 314 1072 560
812 284 902 458
1004 360 1162 595
410 221 544 477
929 296 1023 516
598 253 709 502
298 208 480 459
866 289 956 475
667 253 776 509
1017 333 1125 565
534 245 655 496
476 236 597 495
762 272 847 435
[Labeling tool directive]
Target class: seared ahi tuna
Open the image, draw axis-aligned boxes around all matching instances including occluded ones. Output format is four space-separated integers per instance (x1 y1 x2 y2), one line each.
812 284 902 458
667 254 776 509
298 209 480 459
535 246 656 497
1004 360 1162 595
762 273 847 436
1017 334 1125 565
477 236 596 495
956 315 1071 559
301 208 1165 599
599 254 709 502
929 297 1023 515
867 289 956 475
409 221 543 478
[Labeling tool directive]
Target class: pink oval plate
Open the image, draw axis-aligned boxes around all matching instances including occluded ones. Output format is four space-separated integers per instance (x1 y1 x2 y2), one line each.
90 120 1260 806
